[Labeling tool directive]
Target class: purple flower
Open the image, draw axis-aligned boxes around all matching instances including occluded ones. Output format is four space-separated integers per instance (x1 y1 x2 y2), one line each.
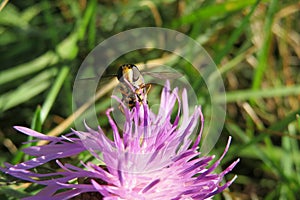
1 82 239 200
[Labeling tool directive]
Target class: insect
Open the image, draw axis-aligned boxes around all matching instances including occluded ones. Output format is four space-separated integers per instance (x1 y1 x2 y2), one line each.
79 63 182 111
116 64 182 111
116 64 151 110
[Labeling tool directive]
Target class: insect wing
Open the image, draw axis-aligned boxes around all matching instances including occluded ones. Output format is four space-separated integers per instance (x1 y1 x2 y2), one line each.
142 71 183 80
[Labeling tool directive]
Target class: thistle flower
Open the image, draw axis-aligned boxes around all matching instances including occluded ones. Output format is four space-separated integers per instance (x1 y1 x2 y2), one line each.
1 82 239 200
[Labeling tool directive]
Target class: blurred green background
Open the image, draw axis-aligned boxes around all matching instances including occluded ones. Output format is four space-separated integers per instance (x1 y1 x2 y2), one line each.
0 0 300 199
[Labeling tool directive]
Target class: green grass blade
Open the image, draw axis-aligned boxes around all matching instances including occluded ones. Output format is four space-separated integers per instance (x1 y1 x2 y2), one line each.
0 69 57 112
0 186 29 199
293 116 300 187
280 124 296 199
217 85 300 103
31 106 42 132
0 4 28 27
0 51 58 85
251 0 278 90
172 0 265 27
269 110 300 131
40 66 70 123
215 0 260 64
77 0 97 41
55 33 79 60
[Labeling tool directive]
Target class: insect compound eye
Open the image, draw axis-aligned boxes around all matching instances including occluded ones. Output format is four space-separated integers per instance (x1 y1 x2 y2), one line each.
132 65 140 82
117 65 124 81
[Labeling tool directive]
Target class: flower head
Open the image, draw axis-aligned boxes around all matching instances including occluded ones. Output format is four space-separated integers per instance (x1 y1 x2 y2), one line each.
1 82 239 200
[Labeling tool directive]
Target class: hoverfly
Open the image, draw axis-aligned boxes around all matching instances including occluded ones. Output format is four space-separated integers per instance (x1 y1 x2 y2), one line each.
116 64 150 110
79 63 182 111
115 63 182 111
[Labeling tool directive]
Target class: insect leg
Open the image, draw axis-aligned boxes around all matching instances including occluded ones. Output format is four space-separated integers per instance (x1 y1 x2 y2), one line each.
144 83 151 95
